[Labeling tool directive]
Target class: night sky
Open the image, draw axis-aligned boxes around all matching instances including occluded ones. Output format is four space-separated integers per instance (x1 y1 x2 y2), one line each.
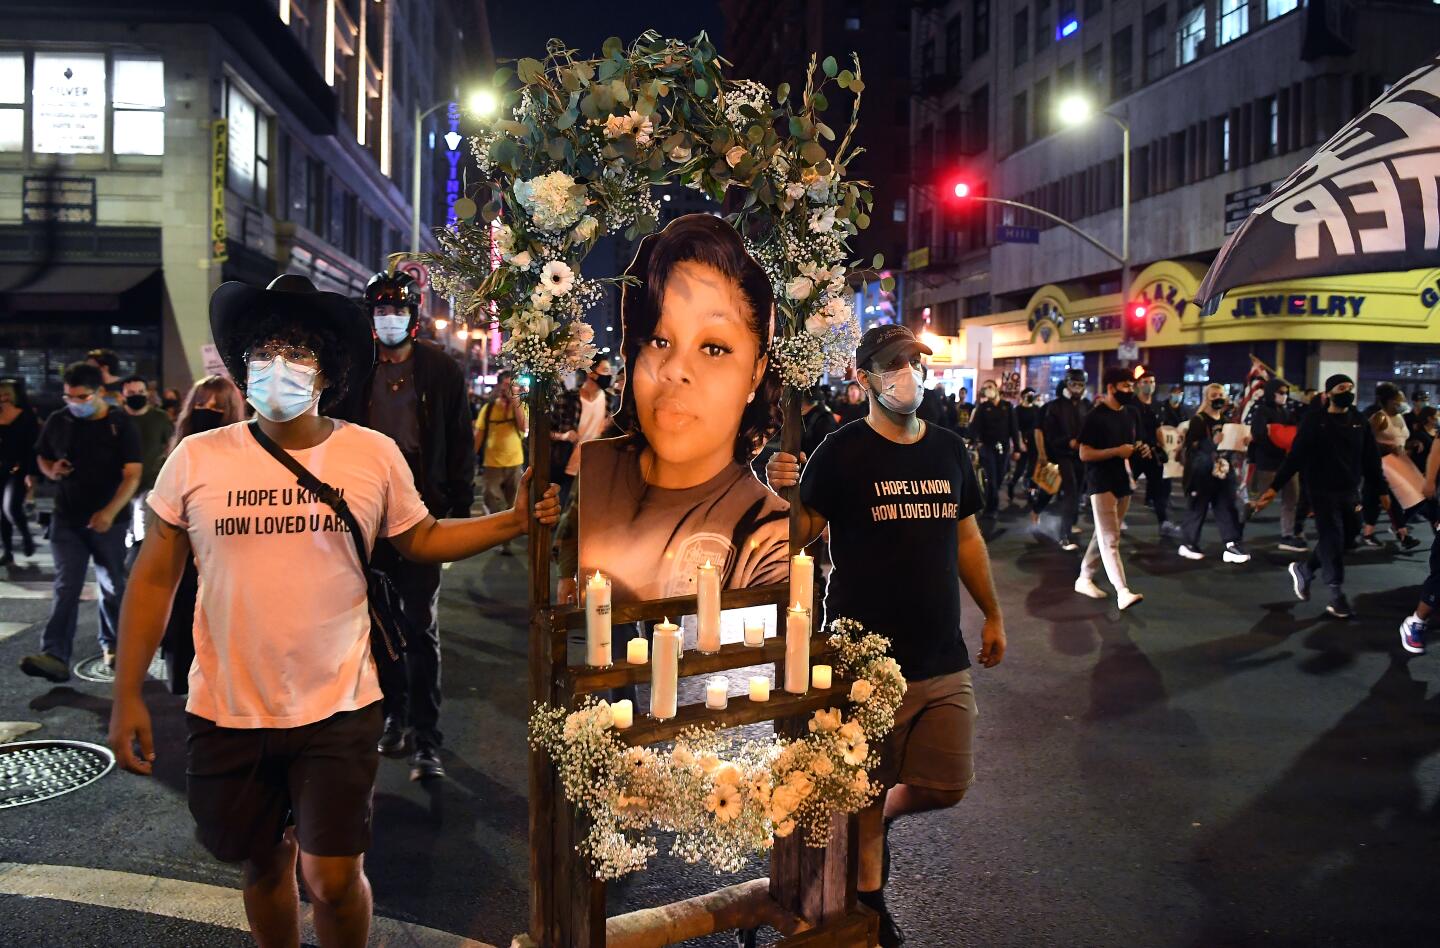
486 0 726 64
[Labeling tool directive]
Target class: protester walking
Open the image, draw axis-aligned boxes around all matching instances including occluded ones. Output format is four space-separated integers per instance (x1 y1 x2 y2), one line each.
800 384 839 457
1400 433 1440 654
120 374 174 567
548 358 613 510
1073 366 1145 609
1042 368 1088 551
0 381 39 567
1359 382 1420 550
107 275 560 948
1249 378 1305 551
19 362 142 680
1255 374 1380 619
343 269 476 781
1008 387 1041 502
1161 384 1189 428
86 348 124 406
1177 384 1251 563
766 324 1004 948
1131 370 1180 538
966 381 1022 516
477 370 529 554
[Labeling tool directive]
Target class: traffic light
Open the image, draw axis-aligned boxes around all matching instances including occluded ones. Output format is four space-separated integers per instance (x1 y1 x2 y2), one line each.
952 180 972 199
1124 301 1148 342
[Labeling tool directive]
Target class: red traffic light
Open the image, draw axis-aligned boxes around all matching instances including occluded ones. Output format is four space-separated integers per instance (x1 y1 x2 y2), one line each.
952 181 971 198
1129 303 1147 320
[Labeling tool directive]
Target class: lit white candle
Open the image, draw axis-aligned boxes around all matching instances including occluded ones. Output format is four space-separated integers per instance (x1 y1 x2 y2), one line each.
811 664 832 690
696 560 721 654
705 676 729 710
784 603 810 694
748 675 770 702
626 637 648 665
650 617 680 720
791 551 814 612
585 571 612 667
612 698 633 729
743 617 765 648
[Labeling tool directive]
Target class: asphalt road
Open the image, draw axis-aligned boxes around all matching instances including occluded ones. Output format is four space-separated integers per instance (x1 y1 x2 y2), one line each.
2 495 1439 947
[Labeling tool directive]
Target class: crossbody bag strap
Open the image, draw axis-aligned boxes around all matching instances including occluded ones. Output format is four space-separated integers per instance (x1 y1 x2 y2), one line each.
246 421 371 572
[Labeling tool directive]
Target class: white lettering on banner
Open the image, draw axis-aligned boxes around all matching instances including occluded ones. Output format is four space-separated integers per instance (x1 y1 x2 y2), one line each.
868 479 958 522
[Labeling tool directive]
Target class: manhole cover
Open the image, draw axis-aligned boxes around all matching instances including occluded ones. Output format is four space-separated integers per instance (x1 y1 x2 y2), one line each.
72 654 168 683
0 740 114 809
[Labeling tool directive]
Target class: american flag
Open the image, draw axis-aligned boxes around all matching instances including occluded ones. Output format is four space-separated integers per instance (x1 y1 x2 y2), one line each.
1234 356 1269 424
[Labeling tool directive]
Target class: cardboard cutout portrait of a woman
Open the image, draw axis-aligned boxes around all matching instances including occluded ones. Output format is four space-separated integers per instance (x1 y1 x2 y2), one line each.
577 214 789 602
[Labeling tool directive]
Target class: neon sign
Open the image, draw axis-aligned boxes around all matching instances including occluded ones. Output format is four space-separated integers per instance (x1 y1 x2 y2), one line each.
445 102 462 226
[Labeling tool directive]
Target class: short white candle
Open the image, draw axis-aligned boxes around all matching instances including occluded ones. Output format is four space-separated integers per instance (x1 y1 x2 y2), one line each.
791 551 814 612
650 618 680 720
611 699 633 729
748 675 770 702
811 664 833 690
696 560 721 654
585 571 612 667
626 637 648 665
743 618 765 647
705 676 729 710
784 603 810 694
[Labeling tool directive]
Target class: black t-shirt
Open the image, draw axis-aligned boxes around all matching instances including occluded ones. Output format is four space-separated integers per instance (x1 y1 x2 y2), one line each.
36 408 143 524
1079 402 1136 497
800 420 983 682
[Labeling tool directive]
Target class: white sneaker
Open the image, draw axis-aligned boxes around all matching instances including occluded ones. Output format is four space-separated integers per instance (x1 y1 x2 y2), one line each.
1117 588 1144 610
1074 576 1108 599
1178 545 1205 560
1222 543 1251 564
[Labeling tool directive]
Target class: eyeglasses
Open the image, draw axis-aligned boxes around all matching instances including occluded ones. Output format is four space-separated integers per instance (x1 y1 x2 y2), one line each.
246 344 320 369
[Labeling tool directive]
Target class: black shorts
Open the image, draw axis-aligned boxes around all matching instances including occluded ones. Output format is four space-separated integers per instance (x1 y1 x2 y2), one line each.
185 702 382 864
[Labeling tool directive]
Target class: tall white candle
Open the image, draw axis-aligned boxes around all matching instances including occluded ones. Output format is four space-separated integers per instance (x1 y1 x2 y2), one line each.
612 699 633 729
784 603 810 694
705 676 728 710
696 560 721 654
743 618 765 647
791 551 814 612
585 571 612 667
650 617 680 720
748 675 770 702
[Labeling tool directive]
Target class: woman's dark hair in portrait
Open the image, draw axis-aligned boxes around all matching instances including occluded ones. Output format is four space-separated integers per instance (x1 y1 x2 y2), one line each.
232 310 353 411
615 215 780 463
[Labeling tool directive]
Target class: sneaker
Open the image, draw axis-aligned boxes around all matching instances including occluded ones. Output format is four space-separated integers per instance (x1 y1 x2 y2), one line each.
1160 522 1184 540
409 745 447 781
1117 588 1144 610
1359 534 1382 549
1400 533 1422 551
19 653 70 683
1326 594 1353 619
1178 545 1205 560
1074 577 1108 599
1289 562 1313 601
377 716 412 757
1222 543 1251 564
1060 540 1080 552
1277 536 1309 553
1400 615 1427 654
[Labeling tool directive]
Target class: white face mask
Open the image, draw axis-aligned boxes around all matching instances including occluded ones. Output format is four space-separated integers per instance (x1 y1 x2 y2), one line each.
866 365 925 415
373 314 411 347
246 357 322 422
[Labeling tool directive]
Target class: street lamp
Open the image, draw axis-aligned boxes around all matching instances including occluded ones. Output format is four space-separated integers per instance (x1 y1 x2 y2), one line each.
1056 93 1132 317
410 90 499 254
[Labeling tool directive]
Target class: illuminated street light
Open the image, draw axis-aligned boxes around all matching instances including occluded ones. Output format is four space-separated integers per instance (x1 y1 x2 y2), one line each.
456 328 470 340
469 88 499 118
434 317 448 330
1056 94 1094 128
952 181 971 199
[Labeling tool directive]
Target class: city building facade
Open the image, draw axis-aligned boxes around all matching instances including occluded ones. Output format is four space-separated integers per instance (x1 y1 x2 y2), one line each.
906 0 1440 402
0 0 488 404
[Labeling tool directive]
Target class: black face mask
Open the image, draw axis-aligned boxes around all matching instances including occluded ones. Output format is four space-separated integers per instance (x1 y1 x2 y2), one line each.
1210 398 1227 410
1113 390 1135 406
592 373 612 391
124 394 150 410
1331 391 1356 409
161 397 179 411
189 407 225 433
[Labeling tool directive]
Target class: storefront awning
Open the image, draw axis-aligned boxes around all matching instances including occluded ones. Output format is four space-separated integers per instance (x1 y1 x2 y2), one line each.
0 265 158 310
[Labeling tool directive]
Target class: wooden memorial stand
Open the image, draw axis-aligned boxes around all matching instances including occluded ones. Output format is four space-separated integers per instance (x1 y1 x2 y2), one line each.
525 386 877 947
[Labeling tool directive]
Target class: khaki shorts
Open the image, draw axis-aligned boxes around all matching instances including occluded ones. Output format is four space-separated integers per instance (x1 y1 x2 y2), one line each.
873 668 977 793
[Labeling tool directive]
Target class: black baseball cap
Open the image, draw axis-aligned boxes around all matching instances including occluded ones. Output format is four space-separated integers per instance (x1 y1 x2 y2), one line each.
855 324 932 371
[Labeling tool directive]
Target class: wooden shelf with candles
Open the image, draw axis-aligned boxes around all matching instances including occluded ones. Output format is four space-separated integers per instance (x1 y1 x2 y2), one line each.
617 681 848 747
565 635 836 696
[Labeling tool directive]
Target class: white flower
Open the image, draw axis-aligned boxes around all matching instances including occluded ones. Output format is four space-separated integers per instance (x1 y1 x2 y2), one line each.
698 753 723 776
513 171 587 232
810 753 834 777
785 769 815 798
669 143 692 163
773 154 790 176
726 145 748 168
627 110 654 146
784 182 807 203
849 679 874 703
808 707 841 733
671 745 696 767
823 295 853 322
785 276 815 301
852 769 870 795
510 250 533 268
494 225 515 255
804 313 828 336
808 207 837 234
713 762 742 787
530 286 553 311
602 113 633 139
838 720 865 744
572 216 599 242
571 321 595 343
704 782 742 823
540 260 575 296
841 737 868 767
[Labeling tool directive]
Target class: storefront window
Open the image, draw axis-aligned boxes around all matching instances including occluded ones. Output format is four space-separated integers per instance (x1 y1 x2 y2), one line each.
1183 354 1211 383
226 81 271 208
32 52 106 154
0 52 23 152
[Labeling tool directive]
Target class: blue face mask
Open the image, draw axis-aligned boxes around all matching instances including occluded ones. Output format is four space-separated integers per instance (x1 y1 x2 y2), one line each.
373 314 411 348
246 357 322 422
66 399 98 419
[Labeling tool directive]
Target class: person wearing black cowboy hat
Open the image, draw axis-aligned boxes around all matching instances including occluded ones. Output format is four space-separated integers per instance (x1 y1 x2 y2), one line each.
107 274 560 948
335 268 475 781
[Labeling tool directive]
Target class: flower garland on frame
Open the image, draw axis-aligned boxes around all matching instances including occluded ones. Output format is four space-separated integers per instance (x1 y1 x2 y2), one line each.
528 619 906 881
415 32 894 387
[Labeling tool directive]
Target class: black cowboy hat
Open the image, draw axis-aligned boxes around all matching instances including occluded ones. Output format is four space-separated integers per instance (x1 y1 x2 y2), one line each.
209 274 373 408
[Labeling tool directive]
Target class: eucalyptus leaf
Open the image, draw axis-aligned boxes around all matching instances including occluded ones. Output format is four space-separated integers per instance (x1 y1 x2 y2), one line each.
800 141 826 165
822 55 838 77
880 276 896 292
694 76 708 97
871 253 884 269
776 82 790 102
611 80 631 104
856 213 871 230
746 125 765 144
498 120 529 138
811 92 828 112
517 58 544 85
817 123 836 141
555 108 577 131
788 117 804 138
849 78 865 93
492 66 514 87
598 59 622 82
602 36 624 59
837 69 854 87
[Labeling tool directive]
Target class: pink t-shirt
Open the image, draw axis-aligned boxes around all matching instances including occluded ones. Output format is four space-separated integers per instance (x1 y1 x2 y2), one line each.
148 421 430 728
